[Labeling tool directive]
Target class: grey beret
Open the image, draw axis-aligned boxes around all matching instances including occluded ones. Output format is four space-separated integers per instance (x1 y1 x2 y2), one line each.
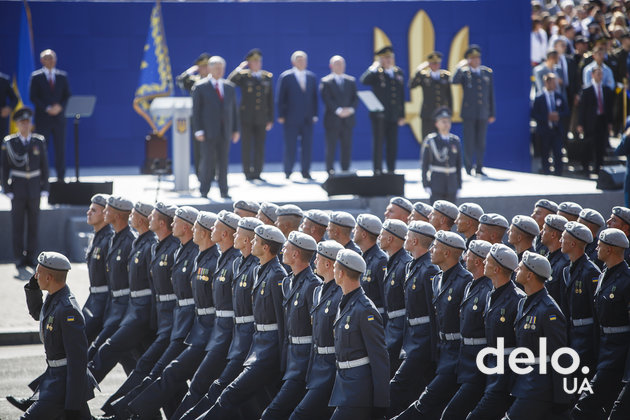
412 201 433 218
305 209 330 227
317 240 345 260
336 249 367 274
134 202 154 218
578 208 605 227
511 215 540 237
175 206 200 225
107 196 133 212
468 239 492 259
535 199 559 213
489 243 519 271
155 202 177 218
287 231 317 251
233 200 260 214
356 214 383 236
565 221 593 243
522 251 553 279
408 221 436 239
612 206 630 226
37 251 71 271
435 230 467 250
458 203 484 221
196 211 218 231
479 213 509 229
433 200 459 220
238 216 263 232
259 202 279 223
254 224 286 244
390 196 413 213
277 204 303 218
330 211 356 229
91 194 109 207
558 201 583 217
545 214 568 232
383 219 409 240
218 210 241 230
599 228 630 248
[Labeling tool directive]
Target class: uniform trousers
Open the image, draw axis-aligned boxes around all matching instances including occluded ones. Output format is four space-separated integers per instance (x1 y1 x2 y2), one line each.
386 317 405 377
389 355 436 418
393 372 460 420
503 398 553 420
610 382 630 420
442 382 486 419
462 118 488 173
583 115 608 175
283 121 313 177
370 113 398 173
572 369 625 419
241 122 267 178
422 118 435 143
329 406 372 420
539 128 564 175
82 293 109 344
261 378 307 420
289 386 335 420
21 401 90 420
324 123 352 172
197 133 229 196
466 389 514 420
11 197 39 261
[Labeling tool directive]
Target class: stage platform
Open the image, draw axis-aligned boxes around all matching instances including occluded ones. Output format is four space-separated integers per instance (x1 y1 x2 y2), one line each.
0 160 623 263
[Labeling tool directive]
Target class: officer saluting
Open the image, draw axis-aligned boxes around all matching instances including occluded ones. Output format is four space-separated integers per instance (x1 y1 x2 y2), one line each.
1 107 49 268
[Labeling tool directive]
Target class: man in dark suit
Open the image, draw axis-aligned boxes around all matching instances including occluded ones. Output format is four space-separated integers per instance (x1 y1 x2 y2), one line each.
531 73 569 175
276 50 318 180
192 56 240 199
319 55 358 175
578 65 613 176
29 49 70 182
360 46 406 175
0 72 18 138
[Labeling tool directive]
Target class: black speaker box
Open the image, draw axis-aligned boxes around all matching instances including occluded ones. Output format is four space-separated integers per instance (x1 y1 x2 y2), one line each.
49 181 114 205
596 165 626 190
322 173 405 197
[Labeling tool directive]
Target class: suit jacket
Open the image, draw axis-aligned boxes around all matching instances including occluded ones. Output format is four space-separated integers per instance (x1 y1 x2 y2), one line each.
276 68 318 125
531 90 569 136
192 78 239 141
578 83 614 134
319 73 358 129
29 68 71 128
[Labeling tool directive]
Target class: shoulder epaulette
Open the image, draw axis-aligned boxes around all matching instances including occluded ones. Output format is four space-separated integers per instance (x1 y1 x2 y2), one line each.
420 68 431 76
262 70 273 78
441 69 451 77
345 75 356 82
481 66 493 73
0 73 9 81
31 133 45 142
31 69 44 76
239 69 250 75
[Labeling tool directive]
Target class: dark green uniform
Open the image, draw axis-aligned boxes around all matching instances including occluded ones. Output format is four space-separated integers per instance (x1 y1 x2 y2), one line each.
410 68 452 139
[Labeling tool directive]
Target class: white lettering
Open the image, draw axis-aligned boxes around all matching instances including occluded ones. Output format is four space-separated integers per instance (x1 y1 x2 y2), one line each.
476 337 504 375
551 347 580 375
509 348 534 375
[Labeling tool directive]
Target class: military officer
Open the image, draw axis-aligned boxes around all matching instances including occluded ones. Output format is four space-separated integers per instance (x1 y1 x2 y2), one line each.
258 201 279 226
451 45 495 176
330 249 389 419
573 228 630 419
540 214 569 306
327 211 360 253
428 200 459 232
384 196 413 222
475 213 509 245
531 198 559 255
408 201 433 223
410 51 453 140
1 107 49 268
22 252 93 420
360 46 406 175
353 214 388 318
455 202 484 248
577 208 606 268
507 215 539 261
606 206 630 265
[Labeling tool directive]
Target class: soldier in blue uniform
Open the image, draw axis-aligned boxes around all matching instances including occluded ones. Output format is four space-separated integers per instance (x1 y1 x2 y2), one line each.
427 200 459 233
389 221 438 417
23 252 93 420
276 204 304 272
233 200 259 218
327 211 360 253
531 199 559 255
0 71 18 137
507 215 539 262
384 196 413 222
258 201 279 226
394 231 472 419
455 202 483 249
606 206 630 265
475 213 509 245
379 219 412 376
577 208 605 269
290 240 344 420
408 201 433 223
573 228 630 419
299 209 329 269
330 249 389 419
421 107 462 204
1 107 49 268
451 45 495 176
541 214 570 306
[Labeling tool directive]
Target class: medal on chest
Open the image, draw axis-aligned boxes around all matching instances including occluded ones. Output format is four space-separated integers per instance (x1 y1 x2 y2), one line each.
159 254 168 267
344 315 351 330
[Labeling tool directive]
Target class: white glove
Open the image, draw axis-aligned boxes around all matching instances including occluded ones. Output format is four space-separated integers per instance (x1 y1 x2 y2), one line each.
424 187 431 196
41 191 49 197
455 189 461 199
6 192 14 200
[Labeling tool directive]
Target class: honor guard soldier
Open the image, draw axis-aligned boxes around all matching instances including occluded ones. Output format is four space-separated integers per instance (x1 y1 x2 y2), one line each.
327 211 360 253
577 208 606 268
83 194 114 343
408 201 433 223
573 228 630 419
428 200 459 232
233 200 260 218
202 225 287 419
531 198 559 255
389 221 439 417
475 213 508 245
290 240 344 420
410 51 453 139
541 214 569 306
354 214 388 319
330 249 390 419
606 206 630 264
394 231 472 420
1 107 49 268
258 201 279 226
557 201 582 223
22 252 93 420
455 202 484 248
379 219 412 376
360 46 406 175
0 71 18 137
228 49 274 181
451 45 495 176
509 251 569 419
507 215 539 261
384 196 413 222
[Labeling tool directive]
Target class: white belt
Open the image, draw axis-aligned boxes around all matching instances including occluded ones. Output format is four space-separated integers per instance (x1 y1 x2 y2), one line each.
462 337 487 345
47 358 67 367
316 346 335 354
377 307 385 314
157 293 176 302
337 356 370 369
408 316 430 326
90 285 109 293
572 317 594 327
10 169 41 179
439 332 462 341
197 307 216 316
216 310 235 318
602 325 630 334
430 165 457 174
131 289 152 298
235 315 255 324
178 298 195 307
387 309 406 319
290 335 312 344
256 323 279 331
112 288 130 297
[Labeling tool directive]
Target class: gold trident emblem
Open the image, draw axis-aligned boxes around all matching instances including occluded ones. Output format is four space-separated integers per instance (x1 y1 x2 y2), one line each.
374 10 469 143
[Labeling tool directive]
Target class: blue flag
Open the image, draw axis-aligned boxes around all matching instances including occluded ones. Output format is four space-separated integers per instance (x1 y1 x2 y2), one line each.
10 1 35 133
133 2 173 135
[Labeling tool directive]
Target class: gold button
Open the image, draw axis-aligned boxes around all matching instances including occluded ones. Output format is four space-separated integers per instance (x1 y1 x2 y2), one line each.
256 99 261 103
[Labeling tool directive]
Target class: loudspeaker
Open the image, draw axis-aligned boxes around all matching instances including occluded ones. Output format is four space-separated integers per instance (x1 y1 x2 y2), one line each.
596 165 625 190
142 133 172 175
49 181 114 205
322 173 405 197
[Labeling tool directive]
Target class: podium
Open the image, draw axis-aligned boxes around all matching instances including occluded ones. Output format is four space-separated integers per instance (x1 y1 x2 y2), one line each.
150 97 192 191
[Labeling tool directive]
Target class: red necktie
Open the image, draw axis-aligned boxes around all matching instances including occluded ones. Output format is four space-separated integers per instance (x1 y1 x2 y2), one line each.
48 76 54 91
596 85 603 114
215 82 223 101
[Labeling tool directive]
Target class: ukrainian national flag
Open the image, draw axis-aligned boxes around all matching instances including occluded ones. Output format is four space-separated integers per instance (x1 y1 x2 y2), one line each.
133 1 173 136
10 0 35 134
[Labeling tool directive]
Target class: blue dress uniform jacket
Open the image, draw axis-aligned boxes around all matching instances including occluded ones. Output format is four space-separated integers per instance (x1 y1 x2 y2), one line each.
102 226 136 329
227 253 259 360
186 245 220 348
421 133 462 202
1 133 49 199
409 68 453 120
383 248 412 362
122 231 157 327
451 65 495 120
545 249 570 309
83 224 114 341
360 244 388 317
149 234 180 336
170 239 199 341
330 287 390 408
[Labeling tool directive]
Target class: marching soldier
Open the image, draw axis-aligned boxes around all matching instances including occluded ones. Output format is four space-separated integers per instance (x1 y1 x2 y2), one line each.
557 201 582 223
455 202 484 248
258 201 279 226
299 209 329 269
577 208 606 268
409 51 453 139
606 206 630 265
354 214 388 319
327 211 360 253
540 214 569 306
475 213 508 245
1 107 49 268
531 199 559 255
408 201 433 223
384 196 413 222
506 215 539 260
228 49 274 181
428 200 459 232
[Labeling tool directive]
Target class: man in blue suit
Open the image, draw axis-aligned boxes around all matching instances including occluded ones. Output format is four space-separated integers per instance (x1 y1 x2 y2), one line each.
276 51 318 180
